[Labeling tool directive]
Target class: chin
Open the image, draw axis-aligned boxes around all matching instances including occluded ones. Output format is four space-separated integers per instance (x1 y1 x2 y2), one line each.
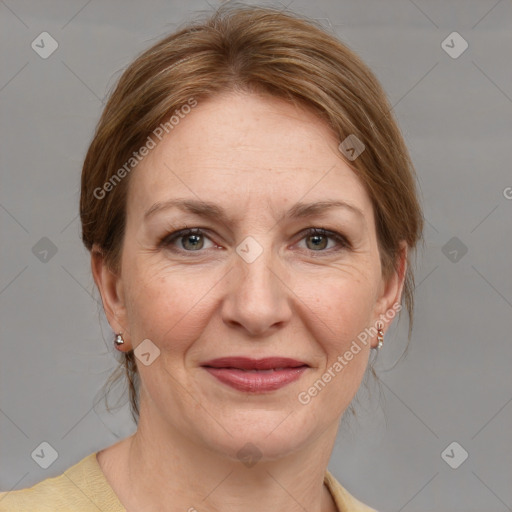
199 414 319 464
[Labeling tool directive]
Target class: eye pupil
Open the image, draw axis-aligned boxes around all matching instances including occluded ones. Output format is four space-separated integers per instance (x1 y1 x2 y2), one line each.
183 234 203 250
307 234 327 250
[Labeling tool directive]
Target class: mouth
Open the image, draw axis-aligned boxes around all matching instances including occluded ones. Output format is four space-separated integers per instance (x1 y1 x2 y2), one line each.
200 357 310 392
200 356 309 371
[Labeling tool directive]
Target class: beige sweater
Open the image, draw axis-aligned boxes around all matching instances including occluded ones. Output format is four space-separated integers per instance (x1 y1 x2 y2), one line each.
0 452 378 511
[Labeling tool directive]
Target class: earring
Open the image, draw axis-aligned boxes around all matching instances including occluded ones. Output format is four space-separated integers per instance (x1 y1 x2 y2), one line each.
376 324 384 349
114 333 125 346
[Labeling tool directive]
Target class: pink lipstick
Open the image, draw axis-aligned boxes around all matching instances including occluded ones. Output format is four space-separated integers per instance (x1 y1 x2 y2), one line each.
201 357 309 393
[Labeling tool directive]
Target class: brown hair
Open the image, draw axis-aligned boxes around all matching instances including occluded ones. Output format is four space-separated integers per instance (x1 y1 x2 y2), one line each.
81 3 423 424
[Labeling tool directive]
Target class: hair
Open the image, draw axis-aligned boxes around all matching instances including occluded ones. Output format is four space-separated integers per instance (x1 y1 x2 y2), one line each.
81 3 423 425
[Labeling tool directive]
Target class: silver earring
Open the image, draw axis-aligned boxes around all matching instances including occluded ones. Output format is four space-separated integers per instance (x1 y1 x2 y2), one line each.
376 324 384 349
115 333 125 346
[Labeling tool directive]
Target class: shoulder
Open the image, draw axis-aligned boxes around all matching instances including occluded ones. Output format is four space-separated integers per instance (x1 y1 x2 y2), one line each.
324 469 379 512
0 452 125 512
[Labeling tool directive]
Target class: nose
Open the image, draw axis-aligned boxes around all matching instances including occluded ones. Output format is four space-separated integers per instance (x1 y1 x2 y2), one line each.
221 242 293 337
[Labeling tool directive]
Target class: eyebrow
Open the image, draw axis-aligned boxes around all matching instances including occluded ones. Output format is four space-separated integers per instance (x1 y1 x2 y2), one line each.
144 198 364 223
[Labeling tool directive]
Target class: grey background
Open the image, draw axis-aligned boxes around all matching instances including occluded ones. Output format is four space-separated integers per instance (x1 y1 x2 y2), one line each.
1 1 511 511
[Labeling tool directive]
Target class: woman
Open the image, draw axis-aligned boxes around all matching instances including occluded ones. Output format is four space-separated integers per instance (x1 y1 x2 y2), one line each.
0 4 422 511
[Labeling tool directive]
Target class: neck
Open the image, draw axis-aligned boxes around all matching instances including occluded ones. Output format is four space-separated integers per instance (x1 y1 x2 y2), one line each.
114 403 340 512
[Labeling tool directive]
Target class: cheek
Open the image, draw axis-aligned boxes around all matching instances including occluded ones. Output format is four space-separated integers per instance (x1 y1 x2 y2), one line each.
292 272 376 416
293 268 377 386
123 261 212 352
126 264 191 345
297 266 378 342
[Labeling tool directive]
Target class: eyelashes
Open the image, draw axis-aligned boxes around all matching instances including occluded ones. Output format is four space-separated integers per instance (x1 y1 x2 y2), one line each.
158 226 352 255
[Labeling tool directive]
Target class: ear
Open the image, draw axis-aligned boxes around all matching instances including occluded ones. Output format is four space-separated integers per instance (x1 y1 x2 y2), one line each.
373 241 408 334
91 244 130 347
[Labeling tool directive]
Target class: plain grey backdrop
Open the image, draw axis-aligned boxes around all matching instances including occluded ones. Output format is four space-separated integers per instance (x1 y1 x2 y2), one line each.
1 1 511 511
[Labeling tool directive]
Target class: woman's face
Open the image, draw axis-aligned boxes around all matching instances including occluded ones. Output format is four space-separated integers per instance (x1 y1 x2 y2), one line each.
98 91 404 461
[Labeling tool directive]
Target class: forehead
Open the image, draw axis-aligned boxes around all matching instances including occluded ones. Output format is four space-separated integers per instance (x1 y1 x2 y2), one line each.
127 91 373 221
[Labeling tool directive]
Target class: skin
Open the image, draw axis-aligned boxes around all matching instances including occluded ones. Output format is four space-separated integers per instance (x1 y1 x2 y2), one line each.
92 90 407 512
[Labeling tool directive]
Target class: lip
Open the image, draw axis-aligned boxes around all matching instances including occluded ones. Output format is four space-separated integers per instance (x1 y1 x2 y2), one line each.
201 357 308 370
201 357 309 393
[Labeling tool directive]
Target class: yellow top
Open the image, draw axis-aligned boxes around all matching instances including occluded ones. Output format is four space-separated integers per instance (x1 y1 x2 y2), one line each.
0 452 378 511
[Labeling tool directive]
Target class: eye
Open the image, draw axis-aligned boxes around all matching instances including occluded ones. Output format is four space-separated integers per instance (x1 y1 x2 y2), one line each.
160 228 216 252
159 226 350 254
296 227 350 252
